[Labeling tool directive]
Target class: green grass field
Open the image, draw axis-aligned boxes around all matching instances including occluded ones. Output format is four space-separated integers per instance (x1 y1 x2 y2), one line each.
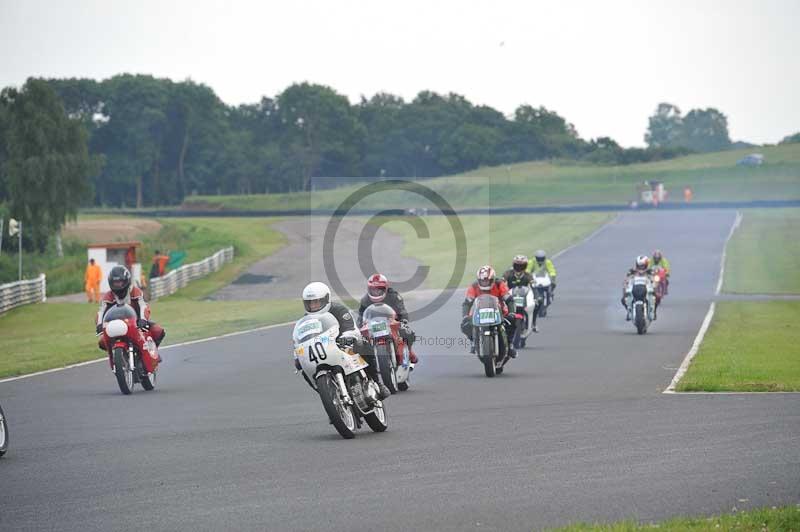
551 505 800 531
722 209 800 294
183 143 800 212
0 217 295 378
676 301 800 392
377 212 613 288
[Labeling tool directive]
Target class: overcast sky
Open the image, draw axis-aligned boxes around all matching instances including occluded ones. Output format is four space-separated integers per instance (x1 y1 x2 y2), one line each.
1 0 797 147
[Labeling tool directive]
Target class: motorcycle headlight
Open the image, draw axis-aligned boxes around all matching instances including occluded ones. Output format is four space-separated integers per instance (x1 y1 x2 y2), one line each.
653 275 660 282
105 319 128 338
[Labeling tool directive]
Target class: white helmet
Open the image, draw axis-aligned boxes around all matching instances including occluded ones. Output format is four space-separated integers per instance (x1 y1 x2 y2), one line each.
302 282 331 315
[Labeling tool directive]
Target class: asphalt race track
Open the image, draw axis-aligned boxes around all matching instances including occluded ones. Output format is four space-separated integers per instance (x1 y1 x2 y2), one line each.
1 210 798 532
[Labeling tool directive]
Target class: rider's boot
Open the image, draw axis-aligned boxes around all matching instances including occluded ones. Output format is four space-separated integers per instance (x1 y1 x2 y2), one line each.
408 347 418 365
469 339 476 354
508 346 517 358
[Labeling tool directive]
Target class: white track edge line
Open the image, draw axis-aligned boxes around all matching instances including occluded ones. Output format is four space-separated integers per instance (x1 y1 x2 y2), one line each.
715 211 743 295
664 210 744 394
0 320 295 384
663 302 716 393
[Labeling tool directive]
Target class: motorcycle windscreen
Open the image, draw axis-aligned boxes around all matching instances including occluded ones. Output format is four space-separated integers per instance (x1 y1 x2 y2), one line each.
472 294 503 326
511 286 529 308
362 303 396 322
293 313 339 345
104 304 137 322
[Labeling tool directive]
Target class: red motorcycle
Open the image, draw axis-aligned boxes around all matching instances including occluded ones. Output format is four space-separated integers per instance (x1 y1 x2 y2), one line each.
652 266 668 307
359 303 411 394
101 304 160 395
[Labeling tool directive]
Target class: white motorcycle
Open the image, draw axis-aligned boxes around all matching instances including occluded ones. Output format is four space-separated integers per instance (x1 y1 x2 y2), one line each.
510 284 536 349
625 274 656 335
532 271 553 317
293 313 388 439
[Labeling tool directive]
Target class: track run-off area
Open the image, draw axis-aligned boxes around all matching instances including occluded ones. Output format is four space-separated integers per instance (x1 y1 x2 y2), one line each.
0 210 797 532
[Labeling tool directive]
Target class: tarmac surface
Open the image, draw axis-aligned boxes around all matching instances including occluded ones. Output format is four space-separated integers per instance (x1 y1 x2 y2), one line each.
1 210 798 532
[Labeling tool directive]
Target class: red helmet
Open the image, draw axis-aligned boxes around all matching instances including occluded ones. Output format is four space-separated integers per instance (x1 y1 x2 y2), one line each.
367 273 389 303
477 265 496 291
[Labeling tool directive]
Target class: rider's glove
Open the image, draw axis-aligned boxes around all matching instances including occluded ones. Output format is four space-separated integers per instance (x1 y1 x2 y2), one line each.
96 324 103 335
137 318 150 330
294 358 302 371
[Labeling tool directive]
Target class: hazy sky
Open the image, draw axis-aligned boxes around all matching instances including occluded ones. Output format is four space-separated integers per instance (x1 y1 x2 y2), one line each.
1 0 798 147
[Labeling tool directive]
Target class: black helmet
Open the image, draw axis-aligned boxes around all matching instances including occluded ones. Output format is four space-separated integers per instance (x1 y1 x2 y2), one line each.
108 266 131 299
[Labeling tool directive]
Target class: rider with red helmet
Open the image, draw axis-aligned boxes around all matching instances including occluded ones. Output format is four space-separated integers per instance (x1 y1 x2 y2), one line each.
358 273 418 365
461 265 517 357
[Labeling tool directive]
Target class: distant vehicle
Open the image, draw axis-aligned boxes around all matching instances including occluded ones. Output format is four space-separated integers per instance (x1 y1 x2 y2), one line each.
736 153 764 166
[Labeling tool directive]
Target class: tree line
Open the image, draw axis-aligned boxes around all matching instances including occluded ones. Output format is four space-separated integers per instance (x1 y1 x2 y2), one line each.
1 74 744 251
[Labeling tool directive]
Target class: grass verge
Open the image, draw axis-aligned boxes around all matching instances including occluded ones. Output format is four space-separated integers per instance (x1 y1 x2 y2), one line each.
183 143 800 211
550 505 800 531
377 212 614 288
677 301 800 392
722 209 800 294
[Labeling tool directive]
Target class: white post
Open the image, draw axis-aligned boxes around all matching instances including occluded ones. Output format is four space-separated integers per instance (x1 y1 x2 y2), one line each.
0 218 4 258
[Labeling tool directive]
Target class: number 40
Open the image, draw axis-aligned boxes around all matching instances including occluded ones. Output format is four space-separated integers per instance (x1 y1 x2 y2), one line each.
308 342 327 363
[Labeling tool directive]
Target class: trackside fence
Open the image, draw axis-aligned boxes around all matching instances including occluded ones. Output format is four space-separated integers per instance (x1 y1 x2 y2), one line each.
149 247 234 300
0 274 47 314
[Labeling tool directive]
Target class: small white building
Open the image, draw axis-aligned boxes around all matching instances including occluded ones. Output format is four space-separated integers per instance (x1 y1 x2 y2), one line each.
87 241 143 292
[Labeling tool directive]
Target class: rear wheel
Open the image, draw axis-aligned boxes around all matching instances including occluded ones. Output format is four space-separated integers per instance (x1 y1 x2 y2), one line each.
375 343 398 394
317 374 356 439
0 403 8 457
113 347 134 395
480 333 496 378
364 402 388 432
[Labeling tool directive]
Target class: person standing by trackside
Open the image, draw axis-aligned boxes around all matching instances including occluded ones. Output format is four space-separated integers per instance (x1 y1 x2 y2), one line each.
84 258 102 303
150 249 169 280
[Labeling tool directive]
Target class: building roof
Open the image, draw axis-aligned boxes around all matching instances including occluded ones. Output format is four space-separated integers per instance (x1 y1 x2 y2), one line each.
87 241 142 250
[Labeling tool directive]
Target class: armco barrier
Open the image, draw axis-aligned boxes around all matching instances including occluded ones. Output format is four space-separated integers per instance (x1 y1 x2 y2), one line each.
149 247 234 300
0 274 47 314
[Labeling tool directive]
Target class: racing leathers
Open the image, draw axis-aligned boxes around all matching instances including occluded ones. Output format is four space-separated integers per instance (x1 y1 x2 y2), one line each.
527 258 557 297
503 269 539 331
460 280 517 357
96 285 166 352
358 287 418 364
621 267 653 318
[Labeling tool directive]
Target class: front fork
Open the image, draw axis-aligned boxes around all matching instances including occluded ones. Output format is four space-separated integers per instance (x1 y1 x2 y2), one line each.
334 372 354 406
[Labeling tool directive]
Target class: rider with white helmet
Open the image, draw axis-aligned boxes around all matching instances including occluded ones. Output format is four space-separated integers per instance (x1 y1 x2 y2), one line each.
300 282 391 399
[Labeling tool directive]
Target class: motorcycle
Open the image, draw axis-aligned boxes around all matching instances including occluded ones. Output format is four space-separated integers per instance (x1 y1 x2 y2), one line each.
470 294 511 377
359 303 411 394
101 304 160 395
532 271 553 317
293 312 388 439
625 274 656 335
510 284 536 349
0 403 8 457
652 266 668 310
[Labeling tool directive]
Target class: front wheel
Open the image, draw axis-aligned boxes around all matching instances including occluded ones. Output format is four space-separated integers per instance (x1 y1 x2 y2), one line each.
480 333 497 378
635 304 647 335
113 347 134 395
317 374 356 439
375 343 398 394
364 401 388 433
0 404 8 457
